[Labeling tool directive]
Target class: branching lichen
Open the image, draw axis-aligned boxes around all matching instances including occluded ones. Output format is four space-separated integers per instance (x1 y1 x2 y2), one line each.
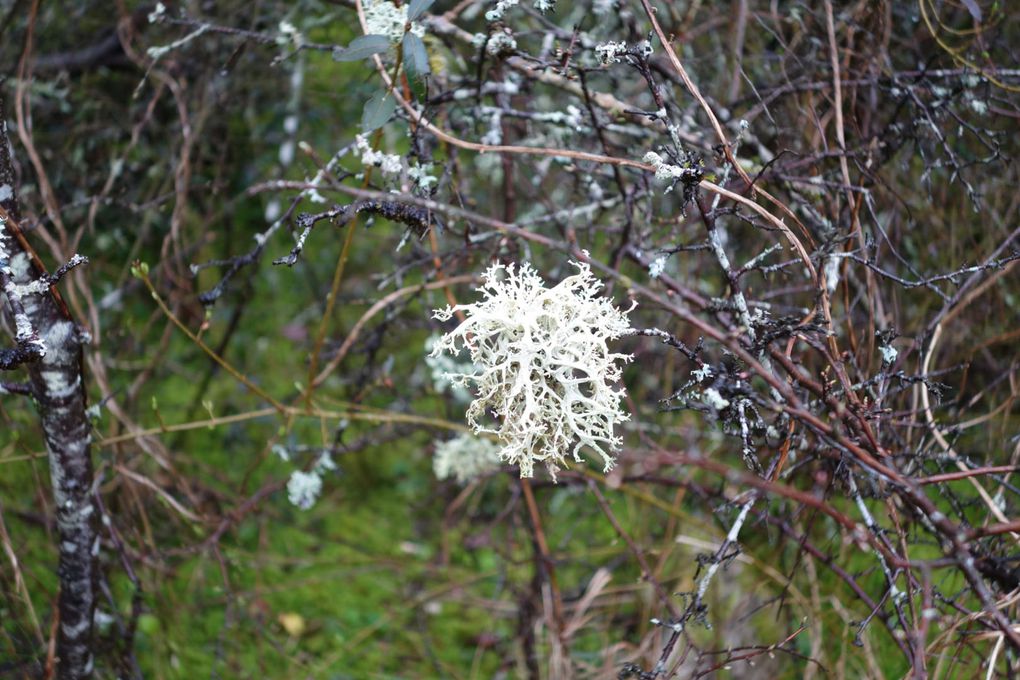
430 260 634 479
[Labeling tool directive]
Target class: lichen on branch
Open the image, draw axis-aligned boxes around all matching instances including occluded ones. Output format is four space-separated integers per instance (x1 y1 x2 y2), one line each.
430 260 634 479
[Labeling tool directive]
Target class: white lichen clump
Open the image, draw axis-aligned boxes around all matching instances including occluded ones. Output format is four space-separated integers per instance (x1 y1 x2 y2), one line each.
433 433 503 484
287 470 323 510
277 20 303 47
355 134 402 175
595 41 627 66
485 0 519 21
648 255 667 279
285 452 337 510
879 343 898 365
365 0 425 42
408 162 438 191
474 30 517 56
430 260 634 479
148 2 166 23
643 151 698 185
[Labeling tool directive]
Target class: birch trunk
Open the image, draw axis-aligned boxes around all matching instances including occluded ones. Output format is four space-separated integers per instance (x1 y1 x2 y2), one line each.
1 102 96 679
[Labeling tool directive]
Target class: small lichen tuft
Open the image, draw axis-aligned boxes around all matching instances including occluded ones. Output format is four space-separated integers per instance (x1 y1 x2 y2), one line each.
433 433 502 484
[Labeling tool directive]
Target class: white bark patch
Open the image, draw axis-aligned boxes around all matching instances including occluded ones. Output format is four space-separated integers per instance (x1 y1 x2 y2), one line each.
40 319 76 365
61 617 91 639
12 277 51 296
43 370 80 399
8 251 33 279
48 449 66 488
14 312 35 340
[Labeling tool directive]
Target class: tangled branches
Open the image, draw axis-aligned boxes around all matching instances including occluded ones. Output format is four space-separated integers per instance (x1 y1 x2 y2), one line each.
3 0 1020 677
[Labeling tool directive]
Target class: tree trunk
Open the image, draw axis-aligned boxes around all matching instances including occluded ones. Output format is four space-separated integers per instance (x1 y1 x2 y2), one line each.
1 102 96 679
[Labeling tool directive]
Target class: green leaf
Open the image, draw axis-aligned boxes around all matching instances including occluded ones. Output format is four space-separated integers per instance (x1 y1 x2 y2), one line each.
407 0 436 21
362 91 396 133
402 34 430 83
333 34 391 62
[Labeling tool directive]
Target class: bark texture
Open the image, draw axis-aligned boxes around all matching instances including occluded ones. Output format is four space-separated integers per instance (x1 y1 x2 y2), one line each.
1 102 96 679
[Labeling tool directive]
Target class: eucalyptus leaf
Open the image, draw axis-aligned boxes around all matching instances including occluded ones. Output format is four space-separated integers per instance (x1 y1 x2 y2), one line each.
333 34 391 62
407 0 436 21
362 90 396 133
402 33 430 83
